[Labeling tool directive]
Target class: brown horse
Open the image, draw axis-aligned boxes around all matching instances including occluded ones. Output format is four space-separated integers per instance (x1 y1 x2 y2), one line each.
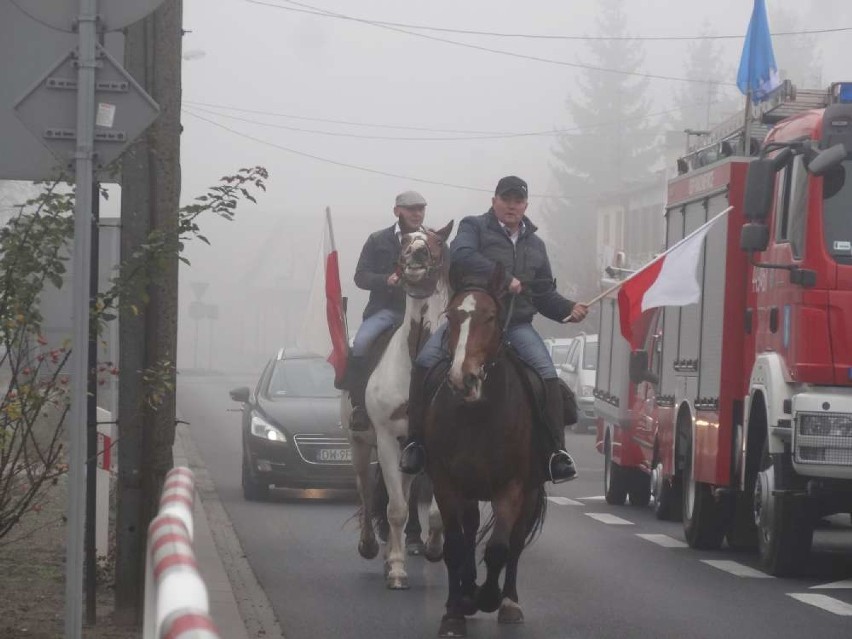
423 265 547 638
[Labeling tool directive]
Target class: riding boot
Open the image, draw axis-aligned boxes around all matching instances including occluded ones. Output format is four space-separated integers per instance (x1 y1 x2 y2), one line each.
347 355 371 431
399 364 429 474
544 378 577 483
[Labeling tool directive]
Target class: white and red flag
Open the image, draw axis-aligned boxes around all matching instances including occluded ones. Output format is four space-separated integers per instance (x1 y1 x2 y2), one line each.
301 207 349 385
616 207 732 348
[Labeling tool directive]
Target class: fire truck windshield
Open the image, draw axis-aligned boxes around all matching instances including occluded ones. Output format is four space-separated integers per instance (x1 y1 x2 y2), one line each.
823 159 852 265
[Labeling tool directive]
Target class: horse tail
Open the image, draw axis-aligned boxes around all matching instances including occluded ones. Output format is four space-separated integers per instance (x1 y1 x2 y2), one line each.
475 483 548 549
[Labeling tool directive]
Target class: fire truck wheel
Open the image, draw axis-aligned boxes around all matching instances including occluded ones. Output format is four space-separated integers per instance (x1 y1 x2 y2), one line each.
651 463 680 521
754 442 813 576
628 470 651 507
682 425 725 549
604 433 628 506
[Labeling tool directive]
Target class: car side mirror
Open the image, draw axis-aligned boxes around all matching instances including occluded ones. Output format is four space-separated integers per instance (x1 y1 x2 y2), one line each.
740 223 770 253
629 350 658 386
808 143 847 176
229 386 250 403
744 159 777 222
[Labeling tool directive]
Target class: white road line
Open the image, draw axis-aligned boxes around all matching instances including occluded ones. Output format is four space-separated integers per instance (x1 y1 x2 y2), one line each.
577 496 606 501
787 593 852 616
636 533 688 548
701 560 773 578
585 513 634 525
812 579 852 590
547 496 584 506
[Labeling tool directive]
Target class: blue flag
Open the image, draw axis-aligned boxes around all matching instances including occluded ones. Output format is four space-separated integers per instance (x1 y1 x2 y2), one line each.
737 0 781 102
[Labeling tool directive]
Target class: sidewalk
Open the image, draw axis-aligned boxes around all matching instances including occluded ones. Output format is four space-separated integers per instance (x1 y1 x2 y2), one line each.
172 423 285 639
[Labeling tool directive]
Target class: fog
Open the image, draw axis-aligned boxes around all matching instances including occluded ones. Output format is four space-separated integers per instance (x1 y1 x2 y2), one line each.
167 0 851 373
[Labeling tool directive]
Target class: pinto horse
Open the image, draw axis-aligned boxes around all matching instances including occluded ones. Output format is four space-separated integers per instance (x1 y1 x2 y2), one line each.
344 222 452 589
424 265 547 637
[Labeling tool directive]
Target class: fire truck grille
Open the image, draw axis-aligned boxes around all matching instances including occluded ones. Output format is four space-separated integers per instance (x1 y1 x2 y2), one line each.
794 413 852 466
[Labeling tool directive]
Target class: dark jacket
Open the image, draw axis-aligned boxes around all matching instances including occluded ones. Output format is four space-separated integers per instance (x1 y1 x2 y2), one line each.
354 225 405 320
450 209 574 325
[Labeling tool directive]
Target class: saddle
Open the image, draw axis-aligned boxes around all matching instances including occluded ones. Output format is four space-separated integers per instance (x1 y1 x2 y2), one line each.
421 347 578 427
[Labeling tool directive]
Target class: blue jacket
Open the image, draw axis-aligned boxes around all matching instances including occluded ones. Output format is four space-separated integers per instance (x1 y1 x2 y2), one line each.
450 209 574 325
354 225 405 320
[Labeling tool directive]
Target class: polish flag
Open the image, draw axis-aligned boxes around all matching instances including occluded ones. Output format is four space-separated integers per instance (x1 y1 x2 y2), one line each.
617 207 732 348
300 208 349 386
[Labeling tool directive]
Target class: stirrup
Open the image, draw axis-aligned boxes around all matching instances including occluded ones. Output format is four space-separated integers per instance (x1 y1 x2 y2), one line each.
548 450 577 484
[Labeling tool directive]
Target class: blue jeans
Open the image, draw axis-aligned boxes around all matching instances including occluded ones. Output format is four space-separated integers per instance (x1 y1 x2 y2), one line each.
351 309 403 357
415 321 557 379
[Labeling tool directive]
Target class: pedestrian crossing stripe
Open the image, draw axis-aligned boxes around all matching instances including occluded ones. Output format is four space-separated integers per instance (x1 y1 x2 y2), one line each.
812 579 852 590
636 533 688 548
701 560 773 578
547 496 583 506
576 496 606 501
788 593 852 616
585 513 634 525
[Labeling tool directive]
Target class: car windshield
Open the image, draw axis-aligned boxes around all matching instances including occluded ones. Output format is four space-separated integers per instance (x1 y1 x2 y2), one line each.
551 345 572 367
267 357 340 398
583 342 598 370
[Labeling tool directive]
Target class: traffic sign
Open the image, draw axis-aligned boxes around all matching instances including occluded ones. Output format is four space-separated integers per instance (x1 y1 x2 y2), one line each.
8 0 168 31
14 43 160 175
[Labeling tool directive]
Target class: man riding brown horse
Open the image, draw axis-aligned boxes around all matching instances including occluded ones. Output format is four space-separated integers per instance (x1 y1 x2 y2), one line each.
399 175 589 483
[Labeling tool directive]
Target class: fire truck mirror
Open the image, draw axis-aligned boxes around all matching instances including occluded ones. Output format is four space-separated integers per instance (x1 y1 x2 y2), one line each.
744 159 776 221
629 350 656 386
808 142 847 177
740 223 770 253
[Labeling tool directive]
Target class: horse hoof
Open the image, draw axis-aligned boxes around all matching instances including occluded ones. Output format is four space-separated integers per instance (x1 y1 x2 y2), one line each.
386 574 409 590
358 537 379 560
406 539 427 556
424 539 444 562
475 585 501 613
498 598 524 624
438 615 466 638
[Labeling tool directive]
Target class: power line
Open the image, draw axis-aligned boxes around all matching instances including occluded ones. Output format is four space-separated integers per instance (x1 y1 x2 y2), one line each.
248 0 741 88
246 0 852 42
183 110 574 199
184 102 709 141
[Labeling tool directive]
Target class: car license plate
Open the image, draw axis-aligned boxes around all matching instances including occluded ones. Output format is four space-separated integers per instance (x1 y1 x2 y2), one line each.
317 447 351 462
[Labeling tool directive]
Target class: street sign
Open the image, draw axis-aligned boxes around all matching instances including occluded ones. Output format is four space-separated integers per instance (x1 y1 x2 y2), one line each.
8 0 168 31
14 43 160 176
189 281 209 300
0 0 125 181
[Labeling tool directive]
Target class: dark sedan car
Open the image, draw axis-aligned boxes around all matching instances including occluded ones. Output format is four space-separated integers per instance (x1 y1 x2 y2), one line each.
229 349 355 500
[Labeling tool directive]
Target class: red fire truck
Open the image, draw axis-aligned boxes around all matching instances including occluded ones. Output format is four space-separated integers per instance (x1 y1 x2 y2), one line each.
594 80 852 575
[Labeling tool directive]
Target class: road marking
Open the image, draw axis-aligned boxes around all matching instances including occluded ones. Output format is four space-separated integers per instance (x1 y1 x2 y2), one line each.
701 560 773 578
547 496 584 506
577 496 606 501
585 513 633 525
787 593 852 616
636 533 688 548
812 579 852 590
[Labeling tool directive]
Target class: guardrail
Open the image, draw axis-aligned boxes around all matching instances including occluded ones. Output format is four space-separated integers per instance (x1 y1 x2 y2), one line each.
143 467 222 639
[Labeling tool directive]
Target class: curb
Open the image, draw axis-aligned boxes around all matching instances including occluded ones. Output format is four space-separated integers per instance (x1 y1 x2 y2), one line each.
174 422 286 639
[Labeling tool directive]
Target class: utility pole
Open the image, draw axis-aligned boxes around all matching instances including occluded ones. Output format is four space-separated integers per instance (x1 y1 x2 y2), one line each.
114 0 183 624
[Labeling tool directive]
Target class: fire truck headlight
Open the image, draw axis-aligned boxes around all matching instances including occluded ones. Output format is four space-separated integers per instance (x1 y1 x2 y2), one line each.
798 413 852 438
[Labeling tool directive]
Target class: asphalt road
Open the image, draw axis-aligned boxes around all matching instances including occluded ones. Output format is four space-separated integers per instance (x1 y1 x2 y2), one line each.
178 372 852 639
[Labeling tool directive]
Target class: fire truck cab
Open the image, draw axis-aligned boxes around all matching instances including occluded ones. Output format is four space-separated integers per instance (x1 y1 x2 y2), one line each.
594 81 852 575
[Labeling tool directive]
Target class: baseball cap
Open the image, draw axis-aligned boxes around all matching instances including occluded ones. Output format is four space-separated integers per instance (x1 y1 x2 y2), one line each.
494 175 528 198
395 191 427 207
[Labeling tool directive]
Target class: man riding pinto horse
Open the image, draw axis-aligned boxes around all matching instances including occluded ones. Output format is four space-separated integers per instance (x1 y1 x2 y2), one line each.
399 175 589 484
345 190 429 431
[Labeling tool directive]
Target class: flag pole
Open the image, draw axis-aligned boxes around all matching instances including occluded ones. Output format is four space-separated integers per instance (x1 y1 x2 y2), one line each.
580 206 734 307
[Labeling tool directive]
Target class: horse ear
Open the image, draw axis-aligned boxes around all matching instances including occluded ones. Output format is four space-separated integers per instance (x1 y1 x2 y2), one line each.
489 262 507 295
435 220 454 242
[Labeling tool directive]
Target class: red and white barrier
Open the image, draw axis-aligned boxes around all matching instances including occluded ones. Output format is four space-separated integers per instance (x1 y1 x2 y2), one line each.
143 467 222 639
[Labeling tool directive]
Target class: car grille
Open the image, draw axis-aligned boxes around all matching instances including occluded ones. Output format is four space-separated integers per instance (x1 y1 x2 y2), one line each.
293 435 352 465
794 413 852 466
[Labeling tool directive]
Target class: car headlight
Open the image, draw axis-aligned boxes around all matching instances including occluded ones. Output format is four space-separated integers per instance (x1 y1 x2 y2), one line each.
251 412 287 442
580 385 594 397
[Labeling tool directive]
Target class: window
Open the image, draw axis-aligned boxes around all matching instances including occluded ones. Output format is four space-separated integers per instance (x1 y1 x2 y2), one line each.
823 160 852 266
776 156 808 258
267 357 340 398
